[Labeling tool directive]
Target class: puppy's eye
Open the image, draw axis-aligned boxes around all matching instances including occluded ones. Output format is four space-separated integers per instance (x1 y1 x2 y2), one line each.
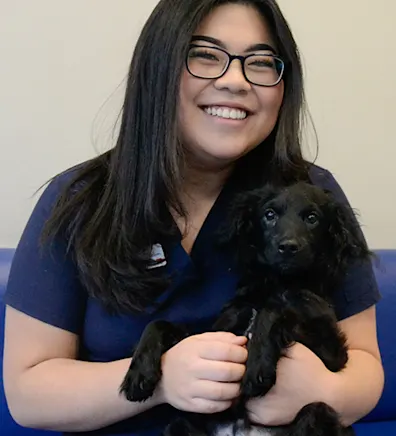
264 209 277 221
305 212 319 225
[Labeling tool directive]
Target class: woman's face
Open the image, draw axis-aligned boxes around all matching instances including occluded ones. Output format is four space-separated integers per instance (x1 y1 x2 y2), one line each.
178 3 284 169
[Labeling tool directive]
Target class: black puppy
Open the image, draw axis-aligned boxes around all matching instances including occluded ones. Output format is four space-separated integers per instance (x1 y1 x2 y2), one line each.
120 182 372 436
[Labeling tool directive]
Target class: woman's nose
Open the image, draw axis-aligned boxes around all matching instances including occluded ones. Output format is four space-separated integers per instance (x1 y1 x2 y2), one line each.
214 59 251 93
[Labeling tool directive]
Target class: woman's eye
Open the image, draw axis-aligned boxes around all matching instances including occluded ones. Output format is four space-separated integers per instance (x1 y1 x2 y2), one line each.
264 209 277 221
249 59 274 68
305 212 319 224
246 55 277 71
189 50 219 62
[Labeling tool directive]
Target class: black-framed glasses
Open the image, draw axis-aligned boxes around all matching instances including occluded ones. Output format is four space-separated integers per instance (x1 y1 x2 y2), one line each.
186 44 285 87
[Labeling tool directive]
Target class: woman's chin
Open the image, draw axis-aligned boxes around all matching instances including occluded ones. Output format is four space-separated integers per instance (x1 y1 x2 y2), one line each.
181 134 258 169
193 149 250 169
200 140 255 161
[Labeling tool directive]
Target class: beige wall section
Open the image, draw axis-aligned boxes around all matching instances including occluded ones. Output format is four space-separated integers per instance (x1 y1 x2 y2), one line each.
278 0 395 249
0 0 394 248
0 0 158 247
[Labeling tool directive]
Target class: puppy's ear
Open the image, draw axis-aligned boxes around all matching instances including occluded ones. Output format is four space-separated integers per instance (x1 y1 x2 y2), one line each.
327 199 372 269
217 185 279 272
217 190 260 246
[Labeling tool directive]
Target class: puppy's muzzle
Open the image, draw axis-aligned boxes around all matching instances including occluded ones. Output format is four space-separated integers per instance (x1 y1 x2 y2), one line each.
278 238 300 256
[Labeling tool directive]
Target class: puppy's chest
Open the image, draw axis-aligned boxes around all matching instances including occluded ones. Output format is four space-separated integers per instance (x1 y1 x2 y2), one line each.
242 308 258 339
243 279 324 308
213 421 282 436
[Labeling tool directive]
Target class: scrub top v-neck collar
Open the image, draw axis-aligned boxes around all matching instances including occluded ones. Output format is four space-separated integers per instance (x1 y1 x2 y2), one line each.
144 173 241 316
171 173 237 267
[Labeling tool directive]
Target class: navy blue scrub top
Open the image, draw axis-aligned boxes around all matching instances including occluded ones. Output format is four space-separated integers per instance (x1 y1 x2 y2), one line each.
4 164 381 436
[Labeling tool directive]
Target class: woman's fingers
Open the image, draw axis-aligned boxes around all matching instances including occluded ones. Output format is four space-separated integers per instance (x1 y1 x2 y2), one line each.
195 360 246 382
199 341 248 363
192 380 241 401
197 332 247 345
190 398 233 414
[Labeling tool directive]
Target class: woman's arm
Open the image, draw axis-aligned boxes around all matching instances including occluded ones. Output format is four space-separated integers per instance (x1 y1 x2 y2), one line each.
3 306 163 433
4 306 248 433
328 305 384 426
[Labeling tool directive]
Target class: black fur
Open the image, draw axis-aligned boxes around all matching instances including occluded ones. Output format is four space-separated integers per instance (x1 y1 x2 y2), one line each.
120 182 372 436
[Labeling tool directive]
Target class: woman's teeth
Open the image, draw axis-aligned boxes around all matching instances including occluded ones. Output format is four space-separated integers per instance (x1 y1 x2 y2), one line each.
204 106 248 120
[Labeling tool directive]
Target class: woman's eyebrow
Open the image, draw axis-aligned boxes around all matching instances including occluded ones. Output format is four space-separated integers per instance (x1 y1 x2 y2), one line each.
191 35 276 53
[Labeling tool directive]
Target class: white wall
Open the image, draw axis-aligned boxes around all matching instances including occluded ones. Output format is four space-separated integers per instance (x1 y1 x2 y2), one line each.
279 0 396 249
0 0 394 248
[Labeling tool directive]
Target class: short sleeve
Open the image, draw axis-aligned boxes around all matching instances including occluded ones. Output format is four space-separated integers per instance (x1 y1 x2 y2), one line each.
309 165 381 321
4 174 87 334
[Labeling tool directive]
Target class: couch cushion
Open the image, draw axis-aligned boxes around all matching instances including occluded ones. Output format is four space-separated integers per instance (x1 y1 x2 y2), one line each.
0 248 14 298
361 250 396 422
353 420 396 435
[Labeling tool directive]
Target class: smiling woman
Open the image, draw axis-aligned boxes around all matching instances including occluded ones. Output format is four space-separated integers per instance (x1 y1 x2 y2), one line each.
179 4 284 165
2 1 383 435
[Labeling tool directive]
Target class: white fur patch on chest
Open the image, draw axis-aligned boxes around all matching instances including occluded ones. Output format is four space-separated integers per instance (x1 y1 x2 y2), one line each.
213 421 277 436
244 308 258 340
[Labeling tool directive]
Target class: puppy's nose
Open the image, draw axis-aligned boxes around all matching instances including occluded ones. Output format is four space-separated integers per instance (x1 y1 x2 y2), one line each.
278 239 300 255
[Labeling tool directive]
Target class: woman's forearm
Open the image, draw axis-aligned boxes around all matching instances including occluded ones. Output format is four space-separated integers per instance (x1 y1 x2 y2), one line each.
7 357 163 432
328 349 384 426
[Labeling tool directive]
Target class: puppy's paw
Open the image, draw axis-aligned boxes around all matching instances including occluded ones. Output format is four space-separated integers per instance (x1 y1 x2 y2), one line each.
241 364 276 398
120 359 161 402
119 320 187 402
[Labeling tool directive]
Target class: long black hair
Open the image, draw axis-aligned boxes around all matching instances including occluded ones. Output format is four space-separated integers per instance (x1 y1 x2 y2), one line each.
42 0 310 314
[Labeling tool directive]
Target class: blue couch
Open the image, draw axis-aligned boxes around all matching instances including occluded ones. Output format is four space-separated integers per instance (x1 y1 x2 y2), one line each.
1 248 395 435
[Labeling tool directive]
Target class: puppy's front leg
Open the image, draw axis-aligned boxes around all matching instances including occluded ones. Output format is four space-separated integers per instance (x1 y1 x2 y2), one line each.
120 320 187 402
294 290 348 372
212 299 256 336
240 308 285 399
212 283 265 336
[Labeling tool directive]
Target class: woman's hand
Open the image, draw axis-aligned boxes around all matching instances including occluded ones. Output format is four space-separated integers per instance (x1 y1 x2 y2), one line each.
159 332 248 414
246 342 334 426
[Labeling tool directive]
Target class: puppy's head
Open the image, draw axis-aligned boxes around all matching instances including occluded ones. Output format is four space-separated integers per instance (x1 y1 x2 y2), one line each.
220 182 371 275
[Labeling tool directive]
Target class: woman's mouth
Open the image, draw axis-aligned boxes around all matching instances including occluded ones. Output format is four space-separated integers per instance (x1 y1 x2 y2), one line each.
201 106 249 121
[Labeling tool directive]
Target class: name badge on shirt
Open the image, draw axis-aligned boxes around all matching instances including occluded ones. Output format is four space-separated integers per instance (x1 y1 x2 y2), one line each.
147 243 167 269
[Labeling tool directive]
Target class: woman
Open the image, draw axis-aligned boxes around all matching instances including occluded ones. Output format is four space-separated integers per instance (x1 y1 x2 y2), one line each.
3 0 384 435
